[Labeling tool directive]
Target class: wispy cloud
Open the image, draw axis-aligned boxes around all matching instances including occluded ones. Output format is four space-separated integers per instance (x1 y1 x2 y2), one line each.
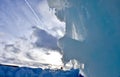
0 0 65 68
0 28 63 68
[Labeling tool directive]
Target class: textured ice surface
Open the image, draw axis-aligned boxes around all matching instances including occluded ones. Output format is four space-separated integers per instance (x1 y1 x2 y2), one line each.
47 0 120 77
0 64 83 77
47 0 87 42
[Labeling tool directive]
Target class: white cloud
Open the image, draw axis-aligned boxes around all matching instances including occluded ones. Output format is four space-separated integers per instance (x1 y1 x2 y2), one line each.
37 0 65 39
0 36 63 69
0 0 65 69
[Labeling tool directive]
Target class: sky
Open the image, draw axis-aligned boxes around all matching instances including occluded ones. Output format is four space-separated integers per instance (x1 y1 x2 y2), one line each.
0 0 65 41
0 0 66 69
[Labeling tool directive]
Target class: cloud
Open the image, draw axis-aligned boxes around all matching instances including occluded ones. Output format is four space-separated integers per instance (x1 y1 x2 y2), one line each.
32 26 61 51
0 0 65 42
0 0 65 68
0 35 63 68
37 0 65 39
0 26 82 70
0 26 64 68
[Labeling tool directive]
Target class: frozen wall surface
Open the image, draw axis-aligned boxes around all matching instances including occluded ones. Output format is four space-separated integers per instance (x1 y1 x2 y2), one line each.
47 0 120 77
0 64 83 77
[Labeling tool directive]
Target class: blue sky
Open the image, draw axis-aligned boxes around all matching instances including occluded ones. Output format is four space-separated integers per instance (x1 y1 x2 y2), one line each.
0 0 65 69
0 0 65 42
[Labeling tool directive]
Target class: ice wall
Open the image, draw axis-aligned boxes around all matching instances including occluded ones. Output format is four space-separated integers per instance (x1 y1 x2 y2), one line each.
0 64 83 77
47 0 120 77
47 0 87 42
